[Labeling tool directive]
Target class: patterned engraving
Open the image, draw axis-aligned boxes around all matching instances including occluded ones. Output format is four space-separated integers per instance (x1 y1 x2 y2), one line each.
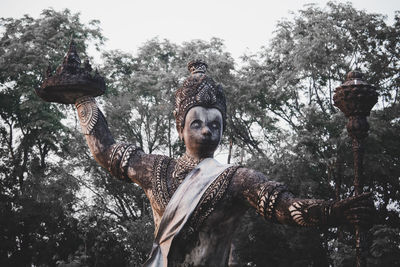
189 166 239 230
171 154 201 192
288 200 331 227
120 145 142 179
256 183 287 221
174 60 226 133
152 155 174 209
151 154 239 230
108 143 141 180
75 96 99 135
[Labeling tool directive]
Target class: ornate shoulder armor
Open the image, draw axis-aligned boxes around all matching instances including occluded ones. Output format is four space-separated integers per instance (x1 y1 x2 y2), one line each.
152 155 175 210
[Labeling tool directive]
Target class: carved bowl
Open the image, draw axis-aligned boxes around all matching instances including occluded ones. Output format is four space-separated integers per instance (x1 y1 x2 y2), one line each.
36 73 106 104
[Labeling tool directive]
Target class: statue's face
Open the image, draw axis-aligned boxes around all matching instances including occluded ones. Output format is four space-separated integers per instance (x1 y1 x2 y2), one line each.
179 106 223 159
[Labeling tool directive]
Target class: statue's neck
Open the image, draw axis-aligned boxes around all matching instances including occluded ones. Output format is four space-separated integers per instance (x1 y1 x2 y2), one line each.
178 153 204 167
183 151 213 163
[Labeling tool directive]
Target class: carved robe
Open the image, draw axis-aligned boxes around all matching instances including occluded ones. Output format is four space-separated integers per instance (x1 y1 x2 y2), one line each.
145 158 237 266
148 154 240 266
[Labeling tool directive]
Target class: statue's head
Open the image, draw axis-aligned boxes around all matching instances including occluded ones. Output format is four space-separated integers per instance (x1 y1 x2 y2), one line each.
174 60 227 159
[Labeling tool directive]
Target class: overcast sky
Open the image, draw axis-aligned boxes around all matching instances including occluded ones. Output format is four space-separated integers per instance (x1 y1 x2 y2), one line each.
2 0 398 160
1 0 399 61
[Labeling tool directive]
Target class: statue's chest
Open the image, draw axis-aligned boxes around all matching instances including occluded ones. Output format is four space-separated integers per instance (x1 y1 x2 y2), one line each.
150 155 239 231
169 199 246 266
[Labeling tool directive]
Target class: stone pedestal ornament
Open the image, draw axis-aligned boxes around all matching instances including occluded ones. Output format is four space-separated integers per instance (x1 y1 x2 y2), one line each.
35 40 106 104
333 70 378 267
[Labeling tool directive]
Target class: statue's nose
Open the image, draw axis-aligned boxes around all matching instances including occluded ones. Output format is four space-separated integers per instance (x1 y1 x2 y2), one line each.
201 126 212 136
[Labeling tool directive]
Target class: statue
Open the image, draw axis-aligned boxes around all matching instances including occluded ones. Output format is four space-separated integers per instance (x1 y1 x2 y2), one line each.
37 42 375 266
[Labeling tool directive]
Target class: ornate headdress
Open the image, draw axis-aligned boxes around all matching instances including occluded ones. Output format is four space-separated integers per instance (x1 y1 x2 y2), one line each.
174 60 227 132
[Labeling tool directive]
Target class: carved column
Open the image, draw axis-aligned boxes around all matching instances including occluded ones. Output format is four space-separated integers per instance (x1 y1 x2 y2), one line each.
333 71 378 267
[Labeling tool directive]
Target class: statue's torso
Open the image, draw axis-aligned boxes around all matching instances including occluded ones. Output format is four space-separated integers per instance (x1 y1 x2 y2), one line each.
146 155 245 266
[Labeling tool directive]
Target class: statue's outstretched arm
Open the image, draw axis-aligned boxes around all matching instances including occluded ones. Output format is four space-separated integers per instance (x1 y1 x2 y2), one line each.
236 168 374 227
75 96 154 189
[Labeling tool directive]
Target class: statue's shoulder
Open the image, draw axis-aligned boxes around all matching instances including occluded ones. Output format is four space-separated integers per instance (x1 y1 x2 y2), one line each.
150 154 177 210
230 166 275 184
229 166 288 197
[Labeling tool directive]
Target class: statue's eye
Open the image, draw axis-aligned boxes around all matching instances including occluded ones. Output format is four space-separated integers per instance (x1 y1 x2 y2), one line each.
210 122 220 129
191 121 201 128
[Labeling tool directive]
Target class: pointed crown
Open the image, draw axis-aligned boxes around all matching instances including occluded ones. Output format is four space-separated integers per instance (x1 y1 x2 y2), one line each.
174 59 227 132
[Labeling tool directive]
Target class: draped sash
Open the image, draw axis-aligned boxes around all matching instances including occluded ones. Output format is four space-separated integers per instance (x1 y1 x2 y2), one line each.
144 158 230 267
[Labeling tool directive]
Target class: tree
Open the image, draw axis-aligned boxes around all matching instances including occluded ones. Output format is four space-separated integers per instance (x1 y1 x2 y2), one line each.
231 2 400 266
0 9 106 266
1 3 399 266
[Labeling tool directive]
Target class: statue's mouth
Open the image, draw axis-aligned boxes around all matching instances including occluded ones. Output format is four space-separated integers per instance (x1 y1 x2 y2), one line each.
197 138 219 147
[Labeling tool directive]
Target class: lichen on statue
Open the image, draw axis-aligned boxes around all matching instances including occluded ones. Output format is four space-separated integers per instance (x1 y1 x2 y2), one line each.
72 60 375 267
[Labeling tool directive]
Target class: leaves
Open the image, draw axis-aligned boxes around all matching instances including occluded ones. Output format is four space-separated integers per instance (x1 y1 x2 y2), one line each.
1 2 399 266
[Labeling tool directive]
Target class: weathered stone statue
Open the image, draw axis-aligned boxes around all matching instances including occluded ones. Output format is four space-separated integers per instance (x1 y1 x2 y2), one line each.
38 43 374 266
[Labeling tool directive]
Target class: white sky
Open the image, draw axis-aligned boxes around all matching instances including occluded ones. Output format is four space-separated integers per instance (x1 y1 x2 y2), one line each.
1 0 398 162
1 0 399 62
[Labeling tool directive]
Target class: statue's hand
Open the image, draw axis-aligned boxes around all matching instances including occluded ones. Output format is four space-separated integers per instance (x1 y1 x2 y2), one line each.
330 192 375 227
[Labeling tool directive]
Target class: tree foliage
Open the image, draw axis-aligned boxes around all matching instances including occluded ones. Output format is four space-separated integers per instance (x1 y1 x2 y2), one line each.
0 2 399 267
232 2 400 266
